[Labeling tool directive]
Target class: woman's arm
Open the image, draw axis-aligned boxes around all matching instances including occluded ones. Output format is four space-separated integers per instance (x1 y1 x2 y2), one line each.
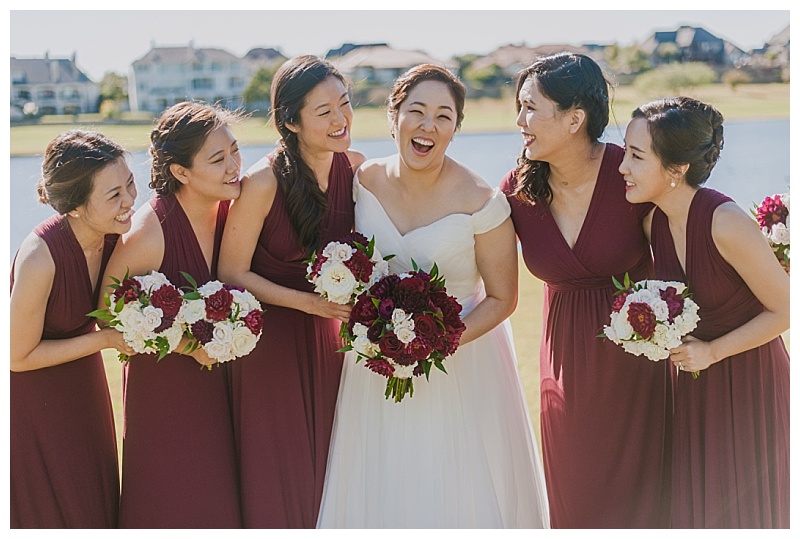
11 235 134 372
217 168 351 322
459 217 519 346
669 202 790 373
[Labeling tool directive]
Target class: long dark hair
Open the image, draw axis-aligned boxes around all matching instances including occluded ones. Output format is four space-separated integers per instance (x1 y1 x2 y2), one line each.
37 129 126 214
632 96 724 187
270 55 347 255
512 53 610 205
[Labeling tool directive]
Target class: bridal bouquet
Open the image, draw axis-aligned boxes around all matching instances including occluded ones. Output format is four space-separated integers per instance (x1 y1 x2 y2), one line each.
89 270 185 362
600 274 700 378
342 261 466 402
179 273 264 365
752 193 790 273
306 232 391 305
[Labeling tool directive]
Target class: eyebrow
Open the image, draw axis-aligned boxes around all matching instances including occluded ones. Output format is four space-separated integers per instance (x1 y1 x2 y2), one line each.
408 101 454 111
314 92 349 111
106 173 133 195
627 143 646 153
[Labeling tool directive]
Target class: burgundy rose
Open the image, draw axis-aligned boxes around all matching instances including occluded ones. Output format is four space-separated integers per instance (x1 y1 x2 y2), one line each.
344 250 374 282
190 319 215 345
611 292 629 313
414 313 440 340
377 298 395 320
350 296 379 325
204 287 234 322
378 332 405 359
113 278 140 304
150 284 182 317
627 302 657 339
243 309 264 335
365 358 394 378
659 287 684 323
154 314 176 333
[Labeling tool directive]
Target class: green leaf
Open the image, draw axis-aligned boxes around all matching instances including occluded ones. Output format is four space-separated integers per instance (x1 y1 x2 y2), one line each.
182 292 201 301
434 359 447 374
611 274 623 290
86 308 114 321
411 258 419 271
113 295 125 314
421 359 432 380
180 271 198 290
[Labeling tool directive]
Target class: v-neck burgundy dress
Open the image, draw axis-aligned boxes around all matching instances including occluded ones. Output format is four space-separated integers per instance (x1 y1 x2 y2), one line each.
500 143 671 528
118 194 241 528
229 152 355 528
651 188 790 528
11 214 120 528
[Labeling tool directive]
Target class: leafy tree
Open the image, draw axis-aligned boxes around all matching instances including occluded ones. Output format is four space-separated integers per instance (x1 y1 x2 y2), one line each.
99 71 128 102
633 62 717 96
721 69 753 91
244 66 278 112
606 44 650 75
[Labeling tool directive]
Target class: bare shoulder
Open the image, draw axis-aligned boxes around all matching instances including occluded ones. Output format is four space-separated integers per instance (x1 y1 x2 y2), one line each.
13 232 55 286
113 202 163 266
355 156 391 191
711 201 759 240
241 160 278 199
345 149 367 171
446 158 495 213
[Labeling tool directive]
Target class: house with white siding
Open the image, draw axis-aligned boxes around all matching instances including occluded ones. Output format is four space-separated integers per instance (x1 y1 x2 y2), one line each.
128 43 248 114
10 53 99 116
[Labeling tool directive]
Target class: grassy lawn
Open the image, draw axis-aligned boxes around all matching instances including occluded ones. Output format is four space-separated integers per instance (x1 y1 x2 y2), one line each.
11 83 789 157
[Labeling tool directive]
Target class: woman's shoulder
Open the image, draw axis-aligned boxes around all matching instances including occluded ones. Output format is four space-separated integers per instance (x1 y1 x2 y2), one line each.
344 149 367 171
355 156 391 189
446 158 495 213
14 230 55 281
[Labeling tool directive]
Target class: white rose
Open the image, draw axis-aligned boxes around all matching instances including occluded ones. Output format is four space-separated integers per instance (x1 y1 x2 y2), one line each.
353 336 379 358
392 364 415 379
391 308 411 327
781 192 790 211
197 280 224 297
212 320 235 345
141 305 164 332
770 222 790 245
231 289 261 314
353 323 369 338
123 330 149 354
137 271 171 292
395 326 416 344
318 262 358 304
610 309 634 341
176 299 206 325
230 324 258 358
204 339 233 362
116 302 142 329
161 323 184 352
322 242 354 263
647 298 670 323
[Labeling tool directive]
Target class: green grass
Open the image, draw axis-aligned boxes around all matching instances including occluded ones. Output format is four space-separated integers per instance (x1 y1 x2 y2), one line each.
11 83 789 157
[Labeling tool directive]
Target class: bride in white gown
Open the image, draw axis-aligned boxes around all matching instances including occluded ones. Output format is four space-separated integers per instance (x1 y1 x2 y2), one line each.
317 64 549 529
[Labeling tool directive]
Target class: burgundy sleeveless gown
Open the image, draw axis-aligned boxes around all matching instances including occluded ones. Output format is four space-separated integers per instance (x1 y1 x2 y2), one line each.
10 214 120 528
500 143 672 528
229 152 355 528
650 188 790 528
118 194 241 528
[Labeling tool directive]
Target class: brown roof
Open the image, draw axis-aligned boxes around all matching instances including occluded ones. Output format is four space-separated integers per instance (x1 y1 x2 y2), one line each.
471 43 590 71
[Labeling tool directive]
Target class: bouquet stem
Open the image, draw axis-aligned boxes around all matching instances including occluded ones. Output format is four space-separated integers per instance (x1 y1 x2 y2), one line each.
384 376 414 403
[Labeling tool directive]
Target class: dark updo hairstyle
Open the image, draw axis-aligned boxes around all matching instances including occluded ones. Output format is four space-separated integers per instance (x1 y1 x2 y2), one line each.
270 55 349 256
387 63 466 131
150 101 243 196
37 129 126 215
512 52 610 205
632 96 724 187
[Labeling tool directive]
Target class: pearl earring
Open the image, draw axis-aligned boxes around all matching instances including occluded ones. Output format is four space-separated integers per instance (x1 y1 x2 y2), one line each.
670 181 676 188
70 211 80 218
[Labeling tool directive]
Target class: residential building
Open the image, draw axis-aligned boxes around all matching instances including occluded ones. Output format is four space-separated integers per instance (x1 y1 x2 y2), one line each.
129 43 248 114
640 26 740 67
242 47 287 75
10 53 99 116
469 43 605 78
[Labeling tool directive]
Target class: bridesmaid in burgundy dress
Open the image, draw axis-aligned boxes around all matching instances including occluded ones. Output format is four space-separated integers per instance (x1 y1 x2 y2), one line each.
218 55 365 528
102 102 245 528
499 53 671 528
620 97 790 528
11 130 137 527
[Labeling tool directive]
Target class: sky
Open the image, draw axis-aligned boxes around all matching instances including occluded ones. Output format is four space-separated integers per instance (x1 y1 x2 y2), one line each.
7 5 792 82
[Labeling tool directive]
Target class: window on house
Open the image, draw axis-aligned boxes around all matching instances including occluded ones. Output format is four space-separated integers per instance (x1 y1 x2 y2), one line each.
229 77 242 89
16 90 31 100
192 78 214 90
63 105 81 115
37 89 56 99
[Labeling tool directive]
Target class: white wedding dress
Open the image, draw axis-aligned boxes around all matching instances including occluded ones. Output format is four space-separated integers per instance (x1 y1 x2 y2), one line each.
317 176 550 529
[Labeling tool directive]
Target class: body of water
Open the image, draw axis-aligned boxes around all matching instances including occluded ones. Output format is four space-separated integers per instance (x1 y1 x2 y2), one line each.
10 120 790 260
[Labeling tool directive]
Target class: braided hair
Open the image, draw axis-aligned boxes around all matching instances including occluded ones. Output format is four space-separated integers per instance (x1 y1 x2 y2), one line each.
511 53 611 205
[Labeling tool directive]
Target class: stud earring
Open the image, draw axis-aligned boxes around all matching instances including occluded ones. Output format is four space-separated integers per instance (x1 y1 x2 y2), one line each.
670 181 676 188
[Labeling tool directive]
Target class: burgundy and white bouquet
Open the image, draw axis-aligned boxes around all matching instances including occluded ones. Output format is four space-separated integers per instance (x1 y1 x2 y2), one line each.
306 232 391 305
752 192 789 273
179 272 264 365
342 261 466 402
600 274 700 378
89 270 185 362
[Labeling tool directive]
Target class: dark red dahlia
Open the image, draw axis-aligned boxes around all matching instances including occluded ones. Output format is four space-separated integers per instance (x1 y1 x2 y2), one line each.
344 250 374 282
190 319 215 345
350 296 379 325
369 274 399 298
755 195 789 229
365 358 394 378
154 314 176 333
204 288 234 322
150 284 182 317
340 232 369 248
659 287 684 323
223 283 245 293
308 254 328 279
408 337 433 361
627 302 657 339
243 309 264 335
113 278 140 304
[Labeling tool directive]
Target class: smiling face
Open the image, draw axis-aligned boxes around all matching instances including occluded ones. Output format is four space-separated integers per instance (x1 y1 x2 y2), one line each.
393 80 457 171
287 75 353 158
619 117 675 204
515 76 574 163
77 157 137 235
178 125 242 201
